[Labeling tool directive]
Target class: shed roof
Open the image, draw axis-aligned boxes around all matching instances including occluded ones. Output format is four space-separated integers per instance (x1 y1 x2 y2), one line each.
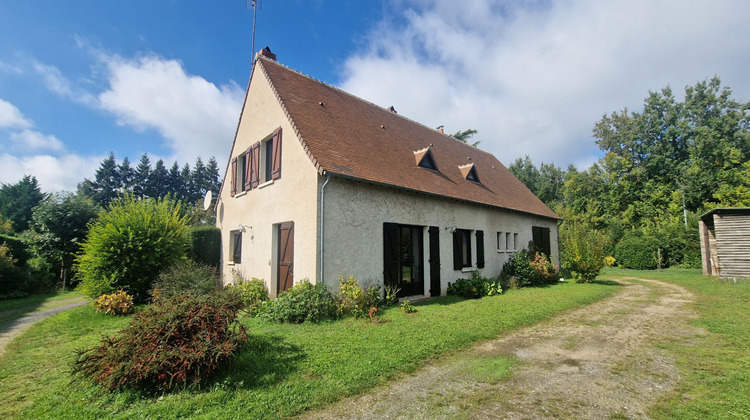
256 56 559 220
700 207 750 221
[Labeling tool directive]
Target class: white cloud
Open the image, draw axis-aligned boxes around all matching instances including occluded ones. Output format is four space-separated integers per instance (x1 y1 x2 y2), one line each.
31 60 97 106
340 0 750 168
0 153 104 192
9 129 65 153
97 54 244 164
0 98 32 129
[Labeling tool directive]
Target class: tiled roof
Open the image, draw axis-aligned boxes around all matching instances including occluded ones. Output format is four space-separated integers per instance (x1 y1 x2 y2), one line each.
258 57 560 220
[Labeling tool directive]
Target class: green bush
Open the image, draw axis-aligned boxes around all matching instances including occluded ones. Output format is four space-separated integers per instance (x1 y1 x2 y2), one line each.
187 225 221 268
72 291 247 393
500 251 535 287
261 279 338 323
615 232 659 270
226 275 269 316
560 222 608 283
336 274 381 318
0 234 30 267
447 270 502 298
0 242 29 299
94 290 134 316
152 259 221 300
76 195 189 302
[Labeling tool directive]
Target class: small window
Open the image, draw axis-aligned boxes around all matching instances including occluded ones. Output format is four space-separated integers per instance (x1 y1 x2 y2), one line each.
465 166 479 183
417 150 438 170
258 128 282 183
459 163 480 184
506 232 512 251
237 153 248 192
497 232 504 251
513 233 518 250
229 230 242 263
452 229 472 270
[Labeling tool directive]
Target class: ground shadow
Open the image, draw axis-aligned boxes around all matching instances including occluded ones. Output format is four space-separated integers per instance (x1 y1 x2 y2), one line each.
222 333 306 390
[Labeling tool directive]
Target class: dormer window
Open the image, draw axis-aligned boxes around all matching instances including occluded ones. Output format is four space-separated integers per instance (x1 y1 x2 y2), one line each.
414 146 438 171
459 163 480 184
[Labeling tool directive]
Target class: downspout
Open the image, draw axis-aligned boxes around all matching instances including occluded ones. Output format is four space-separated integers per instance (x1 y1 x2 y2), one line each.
319 172 331 284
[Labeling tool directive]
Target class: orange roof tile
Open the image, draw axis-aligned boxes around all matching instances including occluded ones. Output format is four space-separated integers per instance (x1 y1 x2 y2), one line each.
258 57 560 220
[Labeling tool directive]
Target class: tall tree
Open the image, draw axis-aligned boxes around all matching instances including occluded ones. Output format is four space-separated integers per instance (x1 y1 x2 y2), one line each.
31 193 100 288
451 129 481 148
119 157 135 194
0 175 46 233
80 152 121 208
150 160 170 200
133 154 152 198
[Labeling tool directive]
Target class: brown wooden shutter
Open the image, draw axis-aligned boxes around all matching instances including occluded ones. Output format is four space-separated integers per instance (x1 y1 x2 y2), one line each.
232 231 242 263
230 157 237 197
250 142 261 188
244 148 252 191
271 129 282 180
476 230 485 269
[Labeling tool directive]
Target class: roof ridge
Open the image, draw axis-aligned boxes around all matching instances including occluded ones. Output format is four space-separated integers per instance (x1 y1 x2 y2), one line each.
258 57 496 160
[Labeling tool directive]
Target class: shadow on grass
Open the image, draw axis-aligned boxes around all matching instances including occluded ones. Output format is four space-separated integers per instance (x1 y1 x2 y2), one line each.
225 333 306 390
588 279 622 286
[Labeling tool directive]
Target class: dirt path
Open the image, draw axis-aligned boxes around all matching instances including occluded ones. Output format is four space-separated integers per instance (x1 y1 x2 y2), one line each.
0 297 89 357
303 278 702 420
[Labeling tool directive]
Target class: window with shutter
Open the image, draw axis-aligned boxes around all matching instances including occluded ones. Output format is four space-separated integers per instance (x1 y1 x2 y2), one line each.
452 229 472 270
243 148 252 191
230 157 237 197
250 142 260 188
532 226 551 256
230 230 242 263
271 129 282 180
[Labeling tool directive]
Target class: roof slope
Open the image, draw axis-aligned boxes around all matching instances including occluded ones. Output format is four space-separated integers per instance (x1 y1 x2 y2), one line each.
258 57 559 220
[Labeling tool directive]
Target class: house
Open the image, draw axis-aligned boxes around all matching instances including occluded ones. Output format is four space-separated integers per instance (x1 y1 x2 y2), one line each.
700 207 750 280
216 48 560 298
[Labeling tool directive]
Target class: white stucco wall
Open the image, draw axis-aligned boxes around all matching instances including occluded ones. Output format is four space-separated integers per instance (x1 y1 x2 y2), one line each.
320 177 560 295
216 69 320 297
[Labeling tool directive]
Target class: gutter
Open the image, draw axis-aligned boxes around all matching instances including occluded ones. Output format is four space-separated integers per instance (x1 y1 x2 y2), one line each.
319 172 331 284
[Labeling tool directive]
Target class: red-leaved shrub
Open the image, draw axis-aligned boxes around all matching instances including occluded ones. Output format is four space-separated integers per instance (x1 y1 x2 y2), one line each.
73 291 247 392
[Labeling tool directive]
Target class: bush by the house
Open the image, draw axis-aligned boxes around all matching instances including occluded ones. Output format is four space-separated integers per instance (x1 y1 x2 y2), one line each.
76 195 189 303
94 290 134 316
152 259 221 300
225 275 269 316
187 225 221 268
72 291 246 393
501 249 560 287
614 231 660 270
336 274 381 318
447 270 502 299
261 279 338 323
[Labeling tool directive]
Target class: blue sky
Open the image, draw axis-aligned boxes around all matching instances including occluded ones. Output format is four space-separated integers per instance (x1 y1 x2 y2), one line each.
1 0 749 193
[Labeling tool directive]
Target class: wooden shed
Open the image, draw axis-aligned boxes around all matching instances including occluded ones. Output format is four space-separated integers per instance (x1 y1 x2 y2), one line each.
700 208 750 279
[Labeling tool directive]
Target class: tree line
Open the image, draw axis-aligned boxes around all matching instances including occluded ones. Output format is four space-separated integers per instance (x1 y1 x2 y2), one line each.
509 77 749 269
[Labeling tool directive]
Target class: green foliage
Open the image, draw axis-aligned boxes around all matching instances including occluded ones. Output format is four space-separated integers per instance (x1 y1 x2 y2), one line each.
450 128 481 148
382 285 401 308
336 274 381 318
0 241 29 299
152 259 221 300
501 250 559 287
225 274 269 316
0 175 46 233
76 195 189 302
0 233 31 267
30 193 100 283
186 225 221 268
261 279 338 323
560 222 608 283
447 270 502 299
94 290 134 316
72 291 246 393
400 299 416 313
614 232 660 270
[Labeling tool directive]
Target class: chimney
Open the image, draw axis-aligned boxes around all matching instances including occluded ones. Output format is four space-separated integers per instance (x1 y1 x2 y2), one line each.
256 46 277 61
437 125 444 134
388 106 397 114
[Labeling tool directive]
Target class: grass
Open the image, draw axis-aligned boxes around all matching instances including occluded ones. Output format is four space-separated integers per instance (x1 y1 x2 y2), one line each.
0 291 85 324
601 268 750 419
0 281 615 419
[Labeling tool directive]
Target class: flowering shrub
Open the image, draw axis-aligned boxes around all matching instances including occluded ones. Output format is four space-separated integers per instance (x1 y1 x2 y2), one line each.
448 270 502 298
73 291 246 392
501 251 559 287
604 256 616 267
94 290 134 316
529 253 558 285
225 275 269 316
336 274 381 318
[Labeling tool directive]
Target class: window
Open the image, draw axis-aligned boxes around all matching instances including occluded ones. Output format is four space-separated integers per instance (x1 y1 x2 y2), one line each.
452 229 472 270
465 166 479 183
476 230 485 268
237 153 248 192
497 232 503 251
513 233 518 250
383 223 424 297
417 150 438 170
458 163 480 184
506 232 512 251
258 128 282 184
532 226 551 256
229 230 242 263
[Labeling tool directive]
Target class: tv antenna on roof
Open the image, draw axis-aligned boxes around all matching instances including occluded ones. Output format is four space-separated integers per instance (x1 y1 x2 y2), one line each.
246 0 262 63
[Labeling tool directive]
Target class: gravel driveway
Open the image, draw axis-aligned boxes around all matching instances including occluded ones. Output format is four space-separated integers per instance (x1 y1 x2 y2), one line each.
0 297 89 357
303 278 701 419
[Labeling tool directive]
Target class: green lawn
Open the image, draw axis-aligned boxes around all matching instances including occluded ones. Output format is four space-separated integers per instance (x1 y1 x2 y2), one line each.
0 281 614 419
0 291 84 324
601 268 750 419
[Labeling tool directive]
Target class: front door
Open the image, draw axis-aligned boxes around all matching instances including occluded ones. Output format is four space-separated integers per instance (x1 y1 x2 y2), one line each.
277 221 294 293
428 226 441 296
383 223 424 297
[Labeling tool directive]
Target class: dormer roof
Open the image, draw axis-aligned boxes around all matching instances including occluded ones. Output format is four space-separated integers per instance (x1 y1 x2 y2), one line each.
252 56 559 220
